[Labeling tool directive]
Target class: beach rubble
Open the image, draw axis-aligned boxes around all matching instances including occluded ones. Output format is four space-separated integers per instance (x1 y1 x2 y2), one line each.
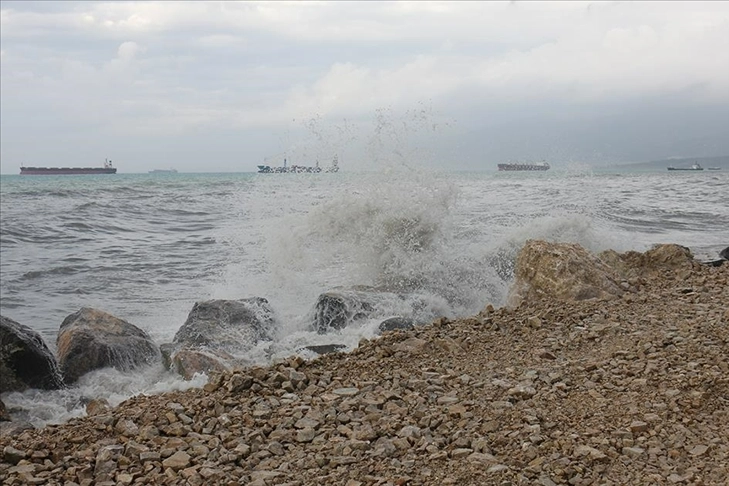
1 240 728 485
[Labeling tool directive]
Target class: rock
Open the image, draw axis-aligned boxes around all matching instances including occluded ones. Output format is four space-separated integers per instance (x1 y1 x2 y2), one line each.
508 240 624 307
378 316 415 334
3 445 26 464
298 344 347 356
312 289 379 333
391 337 428 354
171 348 232 380
56 308 160 384
601 244 699 279
0 398 10 421
165 298 274 378
162 450 191 470
85 398 110 416
94 444 123 480
312 287 433 333
574 445 608 462
173 297 275 350
689 444 709 456
720 246 729 260
0 420 34 437
0 315 64 392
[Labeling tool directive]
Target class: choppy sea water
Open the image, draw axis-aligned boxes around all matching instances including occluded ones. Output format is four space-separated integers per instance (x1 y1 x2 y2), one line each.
1 167 727 425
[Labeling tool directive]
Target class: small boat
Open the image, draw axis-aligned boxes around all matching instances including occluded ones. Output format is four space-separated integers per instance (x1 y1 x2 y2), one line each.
707 167 721 171
148 168 178 174
497 161 550 171
20 159 117 175
667 163 703 171
257 155 340 174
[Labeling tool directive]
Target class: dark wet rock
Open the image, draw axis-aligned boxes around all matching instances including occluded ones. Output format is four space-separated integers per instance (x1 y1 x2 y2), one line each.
508 240 625 307
164 298 274 379
173 297 275 350
1 315 64 392
378 316 415 334
313 289 377 333
298 344 348 356
56 308 160 384
0 398 10 421
703 246 729 267
312 287 433 334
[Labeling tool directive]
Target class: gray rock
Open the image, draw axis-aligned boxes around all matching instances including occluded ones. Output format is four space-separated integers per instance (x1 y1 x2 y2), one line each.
378 316 415 334
0 398 9 421
1 315 64 392
298 344 347 356
173 297 275 350
3 445 27 465
312 289 377 333
313 287 429 334
56 308 159 384
162 297 275 379
0 420 34 437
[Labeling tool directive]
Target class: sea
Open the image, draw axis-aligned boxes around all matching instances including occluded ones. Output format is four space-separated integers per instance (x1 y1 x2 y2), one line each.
1 166 727 426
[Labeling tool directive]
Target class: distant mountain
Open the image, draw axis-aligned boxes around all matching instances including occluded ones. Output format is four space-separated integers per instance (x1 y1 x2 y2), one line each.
607 155 729 171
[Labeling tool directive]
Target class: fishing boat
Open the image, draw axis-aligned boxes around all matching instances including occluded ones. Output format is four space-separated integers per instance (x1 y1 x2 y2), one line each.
257 155 339 174
20 159 117 175
497 161 550 171
667 163 703 171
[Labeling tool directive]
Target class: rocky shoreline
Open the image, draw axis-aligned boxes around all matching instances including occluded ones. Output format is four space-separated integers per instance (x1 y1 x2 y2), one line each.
1 242 728 485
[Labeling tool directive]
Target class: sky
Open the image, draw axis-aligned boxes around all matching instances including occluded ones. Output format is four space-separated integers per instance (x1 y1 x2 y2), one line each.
1 1 728 173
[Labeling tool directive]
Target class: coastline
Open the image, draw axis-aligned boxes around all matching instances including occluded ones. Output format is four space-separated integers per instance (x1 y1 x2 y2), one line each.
1 245 728 485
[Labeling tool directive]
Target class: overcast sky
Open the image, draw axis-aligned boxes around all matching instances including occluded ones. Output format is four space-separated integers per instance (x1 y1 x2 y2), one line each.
1 1 728 173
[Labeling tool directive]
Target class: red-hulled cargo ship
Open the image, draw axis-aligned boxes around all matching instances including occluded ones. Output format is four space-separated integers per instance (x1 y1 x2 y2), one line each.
20 159 117 175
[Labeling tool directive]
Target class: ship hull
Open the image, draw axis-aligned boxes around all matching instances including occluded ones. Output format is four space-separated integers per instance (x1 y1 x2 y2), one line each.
497 164 550 171
20 167 117 175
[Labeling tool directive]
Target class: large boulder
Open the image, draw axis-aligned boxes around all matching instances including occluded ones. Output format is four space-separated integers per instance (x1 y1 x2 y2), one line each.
173 297 275 349
1 315 64 392
56 308 160 384
507 240 625 307
164 297 275 379
599 244 699 279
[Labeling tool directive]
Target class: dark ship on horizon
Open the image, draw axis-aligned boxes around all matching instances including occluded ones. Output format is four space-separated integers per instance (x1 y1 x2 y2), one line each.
20 159 117 175
497 160 551 171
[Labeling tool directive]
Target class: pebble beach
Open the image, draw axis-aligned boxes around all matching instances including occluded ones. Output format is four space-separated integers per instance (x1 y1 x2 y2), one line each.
1 246 728 486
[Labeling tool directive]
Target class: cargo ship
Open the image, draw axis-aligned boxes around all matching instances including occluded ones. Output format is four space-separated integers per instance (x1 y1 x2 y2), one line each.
497 161 550 171
148 168 178 174
667 163 703 171
20 159 117 175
